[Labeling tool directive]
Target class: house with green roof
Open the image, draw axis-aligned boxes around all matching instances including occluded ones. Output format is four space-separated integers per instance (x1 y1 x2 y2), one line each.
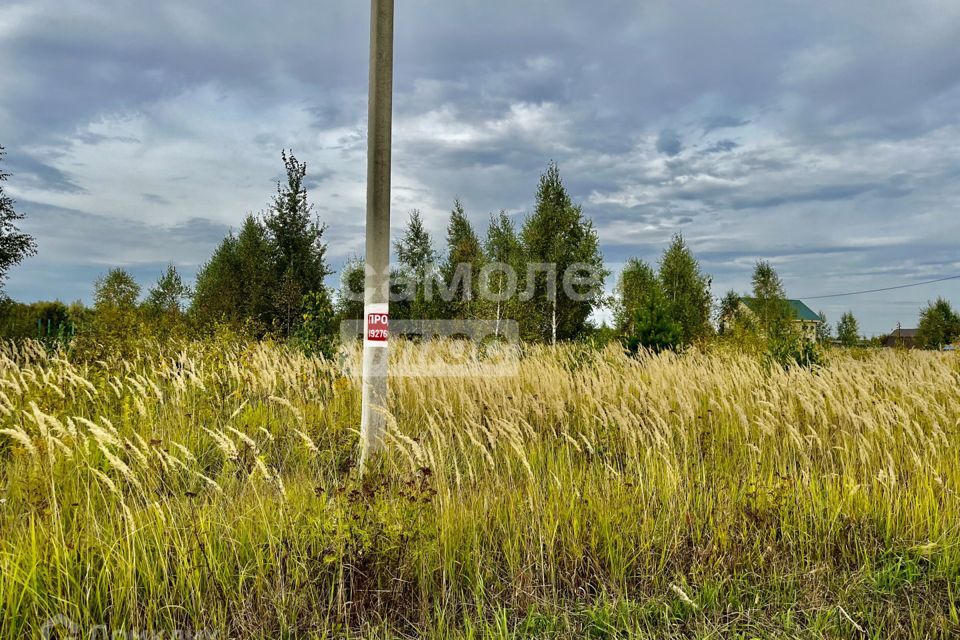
738 298 822 341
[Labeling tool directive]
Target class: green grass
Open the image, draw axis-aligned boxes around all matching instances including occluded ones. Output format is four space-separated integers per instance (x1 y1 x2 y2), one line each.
0 338 958 638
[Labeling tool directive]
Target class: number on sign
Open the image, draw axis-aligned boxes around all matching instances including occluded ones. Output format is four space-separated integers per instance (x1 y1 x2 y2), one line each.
367 313 389 342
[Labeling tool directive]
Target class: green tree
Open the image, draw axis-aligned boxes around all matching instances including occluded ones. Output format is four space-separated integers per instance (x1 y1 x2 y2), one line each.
191 232 242 329
836 311 860 347
275 268 304 337
483 210 523 338
335 257 365 325
190 153 332 341
520 162 606 343
916 297 960 349
95 268 140 312
394 210 437 323
613 258 658 334
747 261 820 368
146 265 190 313
395 210 436 277
74 268 143 358
235 215 275 331
264 151 331 336
768 328 822 369
145 264 191 339
815 310 832 343
623 285 681 354
0 146 37 292
191 215 273 333
441 199 485 321
717 289 742 335
750 260 791 336
657 233 712 344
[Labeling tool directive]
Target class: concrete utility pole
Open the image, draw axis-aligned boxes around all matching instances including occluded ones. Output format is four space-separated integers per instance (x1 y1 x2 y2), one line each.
359 0 394 471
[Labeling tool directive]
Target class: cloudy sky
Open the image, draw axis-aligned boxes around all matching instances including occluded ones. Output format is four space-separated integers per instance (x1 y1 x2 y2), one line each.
2 0 959 334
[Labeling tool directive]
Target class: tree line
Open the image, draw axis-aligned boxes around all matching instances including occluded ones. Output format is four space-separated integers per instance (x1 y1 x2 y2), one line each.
0 152 610 356
1 146 958 358
188 156 608 349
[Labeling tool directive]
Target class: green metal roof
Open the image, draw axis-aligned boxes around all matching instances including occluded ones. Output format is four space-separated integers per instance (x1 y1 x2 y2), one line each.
741 298 821 322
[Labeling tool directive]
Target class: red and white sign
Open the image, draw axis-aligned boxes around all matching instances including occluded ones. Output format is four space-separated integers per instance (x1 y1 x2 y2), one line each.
366 308 389 344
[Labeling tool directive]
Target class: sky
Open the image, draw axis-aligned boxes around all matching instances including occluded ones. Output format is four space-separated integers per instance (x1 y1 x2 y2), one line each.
1 0 959 335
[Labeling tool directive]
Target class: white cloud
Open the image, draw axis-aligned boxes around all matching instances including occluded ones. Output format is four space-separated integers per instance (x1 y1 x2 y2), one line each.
2 0 960 334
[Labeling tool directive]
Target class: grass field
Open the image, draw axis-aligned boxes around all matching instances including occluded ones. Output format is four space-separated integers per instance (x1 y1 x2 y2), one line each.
0 339 958 638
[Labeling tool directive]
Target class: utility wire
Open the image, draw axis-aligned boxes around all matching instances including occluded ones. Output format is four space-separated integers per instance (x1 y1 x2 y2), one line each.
799 274 960 300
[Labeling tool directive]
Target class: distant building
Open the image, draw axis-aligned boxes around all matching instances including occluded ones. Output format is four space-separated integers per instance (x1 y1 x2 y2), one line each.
882 327 918 349
738 298 822 341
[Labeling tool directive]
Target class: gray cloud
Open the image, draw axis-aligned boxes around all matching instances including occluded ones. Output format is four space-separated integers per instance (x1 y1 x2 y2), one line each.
730 183 888 209
656 129 683 156
701 139 739 154
3 200 230 301
75 131 141 145
5 155 87 194
702 116 751 135
142 193 171 206
1 0 959 333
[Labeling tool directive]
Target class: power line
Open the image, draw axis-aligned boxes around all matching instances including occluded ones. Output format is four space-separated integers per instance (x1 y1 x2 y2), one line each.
799 274 960 300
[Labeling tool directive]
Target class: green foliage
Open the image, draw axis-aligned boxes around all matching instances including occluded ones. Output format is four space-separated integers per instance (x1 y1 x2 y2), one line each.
916 297 960 349
767 323 823 369
191 231 240 329
720 262 821 368
393 209 438 324
836 311 861 347
623 285 682 354
95 267 139 309
190 152 332 342
582 321 619 347
71 268 145 359
615 236 712 347
395 209 436 277
145 264 190 313
235 214 276 330
658 233 713 344
750 260 791 335
484 210 524 338
520 162 606 343
717 289 741 335
265 151 331 335
0 146 37 291
441 199 485 321
0 299 74 343
717 308 767 355
295 289 337 358
66 300 92 336
614 258 657 334
334 256 365 325
751 263 822 368
816 310 832 343
144 264 191 340
192 216 272 334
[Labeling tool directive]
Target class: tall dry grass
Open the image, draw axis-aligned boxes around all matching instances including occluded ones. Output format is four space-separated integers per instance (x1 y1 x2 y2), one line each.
0 338 957 638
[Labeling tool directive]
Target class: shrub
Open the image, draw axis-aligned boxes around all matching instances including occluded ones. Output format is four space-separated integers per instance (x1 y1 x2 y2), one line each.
623 287 682 354
295 289 337 358
768 327 823 369
0 299 74 344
